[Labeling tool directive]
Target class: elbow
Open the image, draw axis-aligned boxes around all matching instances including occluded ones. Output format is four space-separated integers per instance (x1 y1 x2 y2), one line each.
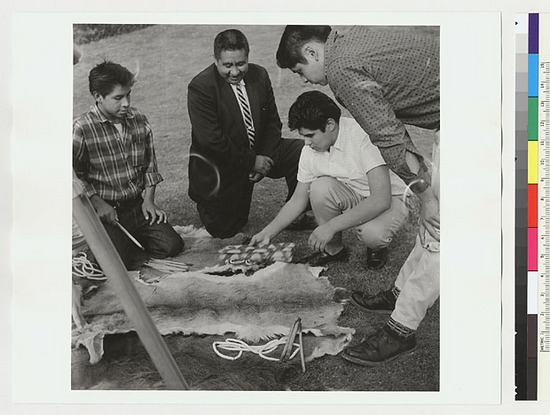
377 196 391 214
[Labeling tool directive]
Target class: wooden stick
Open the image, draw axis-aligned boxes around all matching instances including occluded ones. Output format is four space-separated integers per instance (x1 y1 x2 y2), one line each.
115 221 145 251
280 318 301 362
297 320 306 373
73 176 189 390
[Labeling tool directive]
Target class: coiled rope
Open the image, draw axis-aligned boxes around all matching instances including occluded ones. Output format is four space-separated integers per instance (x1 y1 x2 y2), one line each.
72 251 106 281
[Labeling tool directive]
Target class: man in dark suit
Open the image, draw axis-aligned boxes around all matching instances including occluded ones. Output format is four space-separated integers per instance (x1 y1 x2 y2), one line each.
187 29 305 238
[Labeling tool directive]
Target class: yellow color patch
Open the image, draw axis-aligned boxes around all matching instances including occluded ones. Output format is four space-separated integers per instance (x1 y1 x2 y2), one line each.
528 140 538 184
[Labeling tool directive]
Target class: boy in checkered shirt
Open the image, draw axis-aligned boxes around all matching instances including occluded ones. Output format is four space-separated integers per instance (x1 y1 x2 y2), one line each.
73 61 183 270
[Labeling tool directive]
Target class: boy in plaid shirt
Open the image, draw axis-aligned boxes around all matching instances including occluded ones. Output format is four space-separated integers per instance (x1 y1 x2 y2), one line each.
73 61 183 270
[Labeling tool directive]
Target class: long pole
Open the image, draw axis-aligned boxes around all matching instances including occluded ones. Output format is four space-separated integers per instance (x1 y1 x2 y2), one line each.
72 176 189 390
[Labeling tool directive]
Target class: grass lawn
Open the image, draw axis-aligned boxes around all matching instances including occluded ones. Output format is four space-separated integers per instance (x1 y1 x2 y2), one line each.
73 24 439 391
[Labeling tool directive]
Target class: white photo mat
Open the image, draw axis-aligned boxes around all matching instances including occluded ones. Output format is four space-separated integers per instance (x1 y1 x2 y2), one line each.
11 11 501 407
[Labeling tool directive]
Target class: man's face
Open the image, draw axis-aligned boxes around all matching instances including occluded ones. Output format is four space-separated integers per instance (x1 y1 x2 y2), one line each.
291 50 327 85
298 123 336 153
95 84 131 122
215 49 249 85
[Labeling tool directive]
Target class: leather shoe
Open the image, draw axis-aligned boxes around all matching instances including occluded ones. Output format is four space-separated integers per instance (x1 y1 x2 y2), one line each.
367 247 388 270
350 289 396 314
341 326 417 366
299 247 348 267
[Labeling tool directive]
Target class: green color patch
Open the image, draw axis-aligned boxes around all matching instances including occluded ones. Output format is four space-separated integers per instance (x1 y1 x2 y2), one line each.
529 97 539 140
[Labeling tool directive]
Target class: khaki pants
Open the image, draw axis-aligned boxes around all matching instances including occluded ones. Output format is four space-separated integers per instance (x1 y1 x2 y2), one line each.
391 130 440 330
308 176 409 255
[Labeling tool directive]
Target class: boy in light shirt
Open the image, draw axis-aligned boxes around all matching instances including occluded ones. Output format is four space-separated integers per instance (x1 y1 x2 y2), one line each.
251 91 408 269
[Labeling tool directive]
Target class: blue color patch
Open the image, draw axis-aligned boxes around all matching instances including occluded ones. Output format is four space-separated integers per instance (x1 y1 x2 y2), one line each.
528 53 539 97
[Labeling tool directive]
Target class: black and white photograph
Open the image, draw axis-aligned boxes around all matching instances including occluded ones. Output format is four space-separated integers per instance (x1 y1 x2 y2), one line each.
8 6 505 412
70 23 440 391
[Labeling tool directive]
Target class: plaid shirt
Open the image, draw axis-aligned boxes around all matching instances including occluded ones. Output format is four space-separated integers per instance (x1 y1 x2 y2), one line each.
325 27 440 186
73 104 163 202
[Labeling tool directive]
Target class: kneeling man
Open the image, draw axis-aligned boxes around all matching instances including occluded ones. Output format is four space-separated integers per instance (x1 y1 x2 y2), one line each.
250 91 409 269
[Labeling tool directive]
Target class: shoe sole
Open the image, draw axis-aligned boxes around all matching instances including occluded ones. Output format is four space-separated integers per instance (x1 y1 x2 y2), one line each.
341 346 417 367
349 295 394 315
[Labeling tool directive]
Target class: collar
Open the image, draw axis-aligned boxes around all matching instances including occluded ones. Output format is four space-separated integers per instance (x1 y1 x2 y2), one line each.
230 79 247 90
91 103 134 124
324 29 339 76
331 126 343 151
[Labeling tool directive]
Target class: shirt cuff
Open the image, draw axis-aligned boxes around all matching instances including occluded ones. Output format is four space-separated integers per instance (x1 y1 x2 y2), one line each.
144 172 163 187
79 181 97 199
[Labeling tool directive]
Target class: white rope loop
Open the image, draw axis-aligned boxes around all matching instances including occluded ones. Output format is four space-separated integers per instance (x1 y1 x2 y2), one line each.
72 252 106 281
212 337 301 362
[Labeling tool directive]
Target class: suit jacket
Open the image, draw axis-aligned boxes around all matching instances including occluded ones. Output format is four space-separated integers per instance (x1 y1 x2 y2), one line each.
187 63 283 208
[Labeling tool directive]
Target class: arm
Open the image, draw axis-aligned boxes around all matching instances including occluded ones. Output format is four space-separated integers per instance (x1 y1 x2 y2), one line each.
328 61 430 191
141 114 163 188
308 165 391 252
329 61 439 240
73 121 98 199
73 121 118 225
188 76 256 173
405 151 439 242
139 114 167 224
250 182 310 246
254 67 283 159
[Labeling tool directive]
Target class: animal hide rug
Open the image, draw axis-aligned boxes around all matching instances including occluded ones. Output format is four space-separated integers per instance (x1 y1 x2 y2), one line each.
72 262 354 365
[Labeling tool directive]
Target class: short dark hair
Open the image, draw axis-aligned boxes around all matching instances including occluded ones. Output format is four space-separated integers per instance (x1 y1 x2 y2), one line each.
276 25 332 68
214 29 250 60
288 90 341 132
88 60 135 97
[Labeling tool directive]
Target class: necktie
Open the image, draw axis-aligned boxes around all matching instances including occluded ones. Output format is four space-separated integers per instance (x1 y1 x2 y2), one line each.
235 83 255 148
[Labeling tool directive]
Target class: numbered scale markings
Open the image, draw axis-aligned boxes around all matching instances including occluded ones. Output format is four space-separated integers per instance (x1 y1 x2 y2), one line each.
540 61 550 355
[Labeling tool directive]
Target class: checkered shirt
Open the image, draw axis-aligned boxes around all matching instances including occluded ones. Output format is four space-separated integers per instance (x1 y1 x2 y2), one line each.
73 104 163 202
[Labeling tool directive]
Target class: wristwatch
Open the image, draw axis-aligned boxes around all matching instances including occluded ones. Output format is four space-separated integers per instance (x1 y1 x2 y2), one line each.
409 169 431 194
409 178 430 194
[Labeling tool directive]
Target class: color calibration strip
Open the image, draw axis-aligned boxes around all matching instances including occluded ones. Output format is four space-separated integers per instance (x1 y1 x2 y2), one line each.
515 13 529 400
516 13 550 401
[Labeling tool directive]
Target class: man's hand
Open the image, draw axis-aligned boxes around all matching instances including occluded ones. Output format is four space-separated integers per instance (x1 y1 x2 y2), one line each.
418 187 440 243
90 195 118 225
250 230 272 247
141 200 167 225
253 155 274 176
249 172 264 183
308 223 337 253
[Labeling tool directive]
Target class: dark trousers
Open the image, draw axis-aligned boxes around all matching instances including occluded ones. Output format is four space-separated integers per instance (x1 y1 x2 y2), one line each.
197 138 304 238
103 197 184 270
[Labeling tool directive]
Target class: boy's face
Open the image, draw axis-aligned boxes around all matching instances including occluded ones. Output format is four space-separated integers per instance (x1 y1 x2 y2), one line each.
298 120 337 153
215 49 249 85
95 84 131 122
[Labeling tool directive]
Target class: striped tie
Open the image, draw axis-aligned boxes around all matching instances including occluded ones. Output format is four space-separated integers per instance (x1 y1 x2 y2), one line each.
235 83 255 148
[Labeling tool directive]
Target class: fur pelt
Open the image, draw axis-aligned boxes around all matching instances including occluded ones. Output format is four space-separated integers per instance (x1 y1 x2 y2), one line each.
73 262 354 364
